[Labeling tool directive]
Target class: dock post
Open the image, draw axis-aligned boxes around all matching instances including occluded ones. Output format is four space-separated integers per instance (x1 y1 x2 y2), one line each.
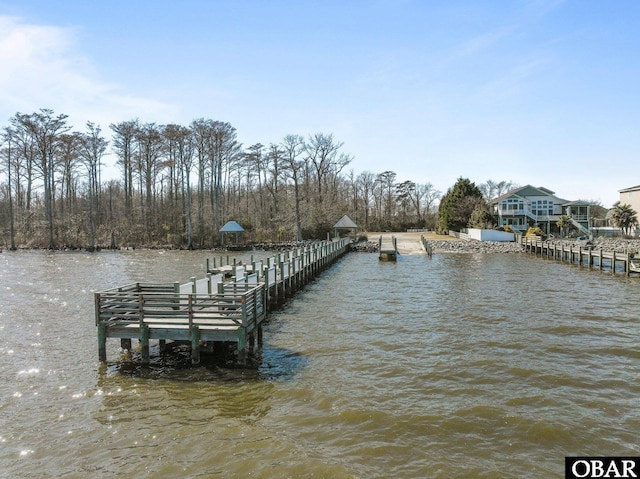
257 325 263 348
98 322 107 362
140 324 150 364
190 326 201 365
612 251 616 274
237 328 247 366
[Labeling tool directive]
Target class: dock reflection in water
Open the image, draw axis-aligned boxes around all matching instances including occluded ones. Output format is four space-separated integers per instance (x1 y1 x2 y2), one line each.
1 249 639 478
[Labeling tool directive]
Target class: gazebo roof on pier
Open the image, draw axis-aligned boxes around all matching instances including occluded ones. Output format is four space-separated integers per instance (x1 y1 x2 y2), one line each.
333 215 357 229
220 221 245 233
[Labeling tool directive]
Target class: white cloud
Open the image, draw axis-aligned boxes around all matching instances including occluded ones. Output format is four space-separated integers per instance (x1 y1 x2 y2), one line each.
0 15 172 129
454 25 518 57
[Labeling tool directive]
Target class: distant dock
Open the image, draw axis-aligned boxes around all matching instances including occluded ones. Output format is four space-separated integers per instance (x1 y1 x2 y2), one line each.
378 235 398 261
523 238 639 276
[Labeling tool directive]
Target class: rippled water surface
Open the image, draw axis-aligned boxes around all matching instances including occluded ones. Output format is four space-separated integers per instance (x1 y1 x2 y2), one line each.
1 249 639 478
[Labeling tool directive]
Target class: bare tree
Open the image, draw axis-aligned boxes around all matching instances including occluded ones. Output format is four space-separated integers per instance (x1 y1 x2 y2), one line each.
11 109 70 249
0 127 17 249
208 121 241 242
304 133 343 206
479 179 516 201
416 182 441 227
282 134 306 241
164 124 194 248
190 118 212 246
356 171 375 230
265 143 284 223
78 122 108 250
245 143 267 229
395 180 415 224
376 171 397 226
56 132 81 235
110 120 139 217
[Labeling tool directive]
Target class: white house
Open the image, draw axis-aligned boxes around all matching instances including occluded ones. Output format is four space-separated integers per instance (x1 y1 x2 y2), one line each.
619 185 640 215
490 185 590 236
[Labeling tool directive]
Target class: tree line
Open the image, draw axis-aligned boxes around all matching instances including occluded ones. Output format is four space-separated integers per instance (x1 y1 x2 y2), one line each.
0 109 444 250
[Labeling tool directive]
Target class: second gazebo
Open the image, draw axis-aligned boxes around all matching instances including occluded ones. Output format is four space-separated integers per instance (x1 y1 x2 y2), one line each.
333 215 357 239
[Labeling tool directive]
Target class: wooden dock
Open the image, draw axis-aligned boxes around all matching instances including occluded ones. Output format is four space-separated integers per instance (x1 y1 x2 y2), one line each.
96 238 350 365
523 238 639 276
421 235 433 258
378 235 398 261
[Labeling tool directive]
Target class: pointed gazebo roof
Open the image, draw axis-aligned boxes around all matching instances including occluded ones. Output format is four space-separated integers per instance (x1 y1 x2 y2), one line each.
333 215 357 229
333 215 357 239
219 221 245 233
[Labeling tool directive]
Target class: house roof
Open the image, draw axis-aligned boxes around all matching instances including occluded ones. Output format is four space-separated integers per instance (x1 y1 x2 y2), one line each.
619 184 640 193
490 184 568 204
333 215 357 229
219 221 245 233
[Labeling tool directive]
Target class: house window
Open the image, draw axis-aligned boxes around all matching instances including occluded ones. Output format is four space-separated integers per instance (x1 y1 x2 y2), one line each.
532 200 553 216
501 199 523 211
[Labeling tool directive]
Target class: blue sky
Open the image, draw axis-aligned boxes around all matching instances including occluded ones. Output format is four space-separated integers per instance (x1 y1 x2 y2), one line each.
1 0 638 207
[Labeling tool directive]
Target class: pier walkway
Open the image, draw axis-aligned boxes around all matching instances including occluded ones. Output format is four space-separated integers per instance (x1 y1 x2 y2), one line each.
378 235 398 261
96 238 350 365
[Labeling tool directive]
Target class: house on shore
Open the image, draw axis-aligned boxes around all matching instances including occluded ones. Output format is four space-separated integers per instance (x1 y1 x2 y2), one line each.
489 185 591 236
619 185 640 215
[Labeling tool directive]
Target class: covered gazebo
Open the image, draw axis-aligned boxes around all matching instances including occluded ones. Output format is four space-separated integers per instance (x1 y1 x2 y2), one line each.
333 215 357 239
219 220 245 244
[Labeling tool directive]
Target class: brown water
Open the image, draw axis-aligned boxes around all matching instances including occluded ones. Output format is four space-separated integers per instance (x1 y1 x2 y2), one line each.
1 250 639 478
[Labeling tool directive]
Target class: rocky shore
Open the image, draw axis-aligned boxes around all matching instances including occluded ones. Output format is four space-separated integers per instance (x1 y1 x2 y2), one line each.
427 240 525 254
350 241 379 253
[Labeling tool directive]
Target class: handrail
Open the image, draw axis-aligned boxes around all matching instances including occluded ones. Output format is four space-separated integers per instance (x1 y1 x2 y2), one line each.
95 283 266 330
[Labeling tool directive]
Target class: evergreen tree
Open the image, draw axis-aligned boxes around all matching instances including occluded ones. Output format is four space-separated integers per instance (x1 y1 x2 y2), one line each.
436 177 484 234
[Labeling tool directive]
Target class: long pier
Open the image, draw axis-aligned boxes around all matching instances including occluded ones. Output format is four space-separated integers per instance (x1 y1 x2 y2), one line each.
523 238 639 276
96 238 350 365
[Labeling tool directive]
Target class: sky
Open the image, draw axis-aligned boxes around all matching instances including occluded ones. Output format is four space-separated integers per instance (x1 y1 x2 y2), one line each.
0 0 638 208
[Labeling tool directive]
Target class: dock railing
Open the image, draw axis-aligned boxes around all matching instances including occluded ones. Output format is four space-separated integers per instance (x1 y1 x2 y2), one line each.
95 282 264 329
95 281 266 364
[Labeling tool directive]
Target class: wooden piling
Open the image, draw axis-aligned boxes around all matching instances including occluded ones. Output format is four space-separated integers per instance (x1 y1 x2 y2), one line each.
140 324 150 364
98 322 107 362
190 326 200 365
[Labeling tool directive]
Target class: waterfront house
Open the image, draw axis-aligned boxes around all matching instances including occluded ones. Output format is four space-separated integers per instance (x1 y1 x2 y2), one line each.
490 185 591 236
619 184 640 216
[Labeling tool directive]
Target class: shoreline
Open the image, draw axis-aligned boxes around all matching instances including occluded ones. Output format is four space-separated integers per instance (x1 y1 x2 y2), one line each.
363 231 640 254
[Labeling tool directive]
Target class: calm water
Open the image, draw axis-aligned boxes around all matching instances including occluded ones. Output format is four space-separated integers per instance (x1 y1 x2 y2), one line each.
1 249 639 478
